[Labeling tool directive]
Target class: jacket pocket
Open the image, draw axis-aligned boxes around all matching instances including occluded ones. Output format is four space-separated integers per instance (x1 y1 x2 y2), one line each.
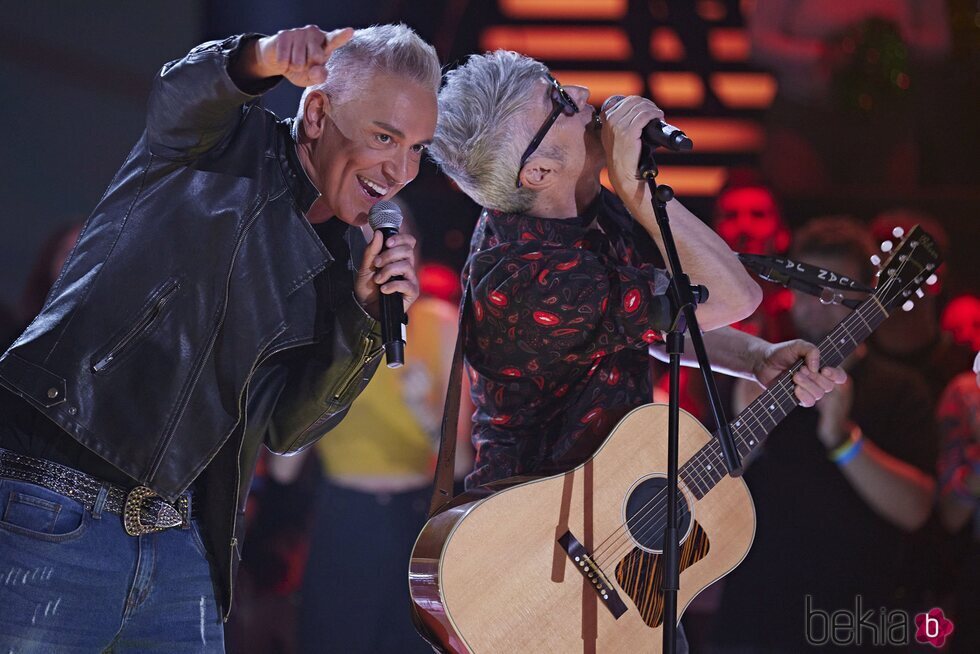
90 277 181 374
331 332 381 404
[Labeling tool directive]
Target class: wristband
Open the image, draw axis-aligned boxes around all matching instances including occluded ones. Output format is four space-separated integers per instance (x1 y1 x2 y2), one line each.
828 424 864 464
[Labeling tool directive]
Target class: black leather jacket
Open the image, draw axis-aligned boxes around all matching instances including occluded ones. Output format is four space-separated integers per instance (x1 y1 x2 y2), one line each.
0 35 383 616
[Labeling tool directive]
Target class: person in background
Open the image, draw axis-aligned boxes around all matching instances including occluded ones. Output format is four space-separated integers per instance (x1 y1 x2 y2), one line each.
942 294 980 352
268 206 475 653
935 353 980 652
710 217 937 653
867 209 973 403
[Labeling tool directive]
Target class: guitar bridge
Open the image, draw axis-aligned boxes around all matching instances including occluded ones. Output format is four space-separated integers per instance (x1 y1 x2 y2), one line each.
558 531 628 619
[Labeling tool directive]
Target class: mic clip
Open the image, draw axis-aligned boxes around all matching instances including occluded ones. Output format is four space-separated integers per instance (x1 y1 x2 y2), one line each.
737 253 866 310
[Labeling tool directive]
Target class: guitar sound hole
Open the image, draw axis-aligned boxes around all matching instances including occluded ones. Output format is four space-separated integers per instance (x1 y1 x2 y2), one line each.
624 477 692 552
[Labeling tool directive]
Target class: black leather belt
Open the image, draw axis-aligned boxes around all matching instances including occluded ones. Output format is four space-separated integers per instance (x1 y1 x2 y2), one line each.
0 448 194 536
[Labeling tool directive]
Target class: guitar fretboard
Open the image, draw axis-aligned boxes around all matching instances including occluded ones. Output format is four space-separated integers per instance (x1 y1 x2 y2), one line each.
679 295 889 500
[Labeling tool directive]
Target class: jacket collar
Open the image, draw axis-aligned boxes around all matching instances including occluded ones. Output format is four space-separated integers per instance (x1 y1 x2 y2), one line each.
280 119 321 214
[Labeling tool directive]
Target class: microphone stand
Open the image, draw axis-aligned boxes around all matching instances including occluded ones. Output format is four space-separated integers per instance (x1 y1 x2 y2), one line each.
638 148 743 654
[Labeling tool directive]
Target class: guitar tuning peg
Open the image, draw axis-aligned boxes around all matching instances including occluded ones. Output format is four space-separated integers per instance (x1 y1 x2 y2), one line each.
870 254 882 267
881 241 893 253
892 227 905 238
902 300 915 312
916 289 925 299
926 274 938 286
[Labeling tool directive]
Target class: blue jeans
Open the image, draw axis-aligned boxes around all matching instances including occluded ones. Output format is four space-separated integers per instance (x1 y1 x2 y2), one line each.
297 480 434 654
0 478 224 653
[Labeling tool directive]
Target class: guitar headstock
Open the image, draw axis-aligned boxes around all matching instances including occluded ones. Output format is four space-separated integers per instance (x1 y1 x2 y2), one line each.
870 225 943 314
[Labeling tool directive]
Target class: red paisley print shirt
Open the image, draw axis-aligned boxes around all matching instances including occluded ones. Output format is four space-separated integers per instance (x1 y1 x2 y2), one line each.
463 189 672 488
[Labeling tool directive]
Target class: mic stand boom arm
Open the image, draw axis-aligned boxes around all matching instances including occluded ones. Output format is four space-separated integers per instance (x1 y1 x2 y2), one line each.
637 149 743 654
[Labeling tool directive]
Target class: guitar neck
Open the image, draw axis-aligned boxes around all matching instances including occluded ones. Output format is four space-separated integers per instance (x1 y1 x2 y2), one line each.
681 295 890 499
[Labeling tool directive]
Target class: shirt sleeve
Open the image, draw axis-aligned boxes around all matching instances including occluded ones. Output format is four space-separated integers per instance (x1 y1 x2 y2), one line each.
146 34 281 161
471 245 672 372
936 374 980 497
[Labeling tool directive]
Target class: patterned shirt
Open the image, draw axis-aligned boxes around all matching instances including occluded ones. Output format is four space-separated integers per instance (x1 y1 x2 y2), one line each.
937 372 980 504
463 189 672 488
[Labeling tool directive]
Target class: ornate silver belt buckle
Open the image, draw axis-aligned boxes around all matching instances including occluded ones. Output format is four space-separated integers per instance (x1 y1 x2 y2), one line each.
123 486 183 536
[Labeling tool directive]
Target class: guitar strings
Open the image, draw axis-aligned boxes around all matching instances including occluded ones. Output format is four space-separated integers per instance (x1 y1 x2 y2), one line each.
589 374 798 567
592 265 916 568
588 262 919 569
592 264 912 567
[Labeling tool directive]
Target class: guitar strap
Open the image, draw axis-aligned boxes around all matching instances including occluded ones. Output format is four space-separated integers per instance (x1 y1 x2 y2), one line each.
427 282 471 518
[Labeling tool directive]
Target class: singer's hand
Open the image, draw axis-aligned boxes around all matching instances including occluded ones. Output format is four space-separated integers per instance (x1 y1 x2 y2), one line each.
752 339 846 408
600 96 664 219
355 230 420 320
235 26 354 88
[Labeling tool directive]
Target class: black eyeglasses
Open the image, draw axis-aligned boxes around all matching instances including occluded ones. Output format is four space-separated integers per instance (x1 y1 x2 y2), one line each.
516 73 580 188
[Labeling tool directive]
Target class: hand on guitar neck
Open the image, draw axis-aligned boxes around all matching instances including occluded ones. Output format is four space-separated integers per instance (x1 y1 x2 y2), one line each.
750 338 847 407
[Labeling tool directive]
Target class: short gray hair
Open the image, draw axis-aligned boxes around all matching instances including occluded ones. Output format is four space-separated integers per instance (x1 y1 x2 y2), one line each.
429 51 550 213
299 24 440 113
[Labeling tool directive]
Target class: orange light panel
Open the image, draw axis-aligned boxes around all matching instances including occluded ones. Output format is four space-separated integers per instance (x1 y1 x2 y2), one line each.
657 166 728 196
480 27 631 60
551 71 643 106
648 72 704 108
709 28 750 62
600 166 727 196
499 0 627 20
711 73 778 108
671 118 764 152
650 28 685 61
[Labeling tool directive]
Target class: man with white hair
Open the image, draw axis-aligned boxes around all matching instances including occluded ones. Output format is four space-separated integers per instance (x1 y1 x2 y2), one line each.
432 51 843 489
0 24 438 651
429 53 845 648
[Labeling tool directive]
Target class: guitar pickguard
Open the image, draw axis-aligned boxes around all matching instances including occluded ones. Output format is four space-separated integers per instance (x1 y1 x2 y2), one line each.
614 520 711 628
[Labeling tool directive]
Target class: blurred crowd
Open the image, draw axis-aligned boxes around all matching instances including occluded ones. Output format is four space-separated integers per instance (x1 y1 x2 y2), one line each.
2 1 978 652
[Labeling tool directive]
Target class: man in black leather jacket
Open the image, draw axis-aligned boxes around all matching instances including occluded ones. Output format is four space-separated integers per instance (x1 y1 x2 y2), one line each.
0 24 439 650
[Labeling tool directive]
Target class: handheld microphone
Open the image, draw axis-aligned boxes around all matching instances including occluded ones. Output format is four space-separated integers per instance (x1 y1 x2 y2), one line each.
601 95 693 152
368 201 406 368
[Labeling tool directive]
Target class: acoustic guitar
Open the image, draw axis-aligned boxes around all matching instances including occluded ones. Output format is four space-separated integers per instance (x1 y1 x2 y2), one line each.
410 226 941 653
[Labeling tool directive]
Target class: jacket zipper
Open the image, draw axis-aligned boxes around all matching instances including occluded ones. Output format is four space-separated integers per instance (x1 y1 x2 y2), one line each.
92 280 180 373
222 326 293 622
146 196 268 479
332 333 380 401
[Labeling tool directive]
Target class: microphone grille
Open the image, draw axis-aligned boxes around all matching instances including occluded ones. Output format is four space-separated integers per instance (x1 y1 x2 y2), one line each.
368 200 403 230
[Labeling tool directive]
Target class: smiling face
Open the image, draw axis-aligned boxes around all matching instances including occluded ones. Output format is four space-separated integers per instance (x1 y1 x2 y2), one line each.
301 72 437 225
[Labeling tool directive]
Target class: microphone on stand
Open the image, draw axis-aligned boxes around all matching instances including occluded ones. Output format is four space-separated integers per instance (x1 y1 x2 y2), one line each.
600 95 694 152
368 201 406 368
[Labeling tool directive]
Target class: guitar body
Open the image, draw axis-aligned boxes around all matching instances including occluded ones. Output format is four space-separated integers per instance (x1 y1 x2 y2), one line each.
410 404 756 653
412 225 941 653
